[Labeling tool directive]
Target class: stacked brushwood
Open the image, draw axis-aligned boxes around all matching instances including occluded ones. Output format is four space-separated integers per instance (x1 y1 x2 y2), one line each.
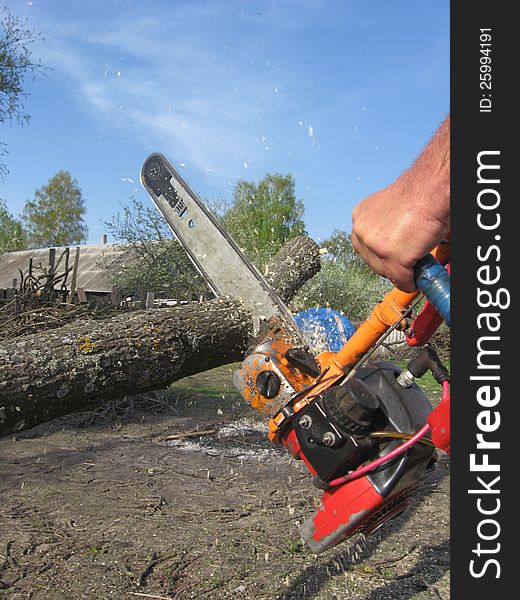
0 237 321 436
0 294 116 343
0 247 116 342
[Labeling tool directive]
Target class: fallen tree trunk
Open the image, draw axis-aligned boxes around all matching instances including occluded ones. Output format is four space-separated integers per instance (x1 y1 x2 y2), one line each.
0 237 320 435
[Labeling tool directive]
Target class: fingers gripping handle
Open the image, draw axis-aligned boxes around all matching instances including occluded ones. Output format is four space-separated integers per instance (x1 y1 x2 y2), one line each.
414 254 451 327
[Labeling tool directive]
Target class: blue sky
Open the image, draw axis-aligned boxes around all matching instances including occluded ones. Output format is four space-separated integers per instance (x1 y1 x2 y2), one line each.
1 0 449 246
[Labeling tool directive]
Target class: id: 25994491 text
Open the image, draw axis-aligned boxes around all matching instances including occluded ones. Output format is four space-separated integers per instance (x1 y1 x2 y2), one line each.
480 28 492 113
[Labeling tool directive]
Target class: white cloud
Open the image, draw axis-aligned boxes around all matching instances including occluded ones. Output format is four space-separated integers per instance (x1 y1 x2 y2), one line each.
33 3 325 182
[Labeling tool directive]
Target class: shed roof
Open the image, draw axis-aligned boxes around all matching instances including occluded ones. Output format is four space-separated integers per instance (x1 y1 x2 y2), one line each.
0 244 128 293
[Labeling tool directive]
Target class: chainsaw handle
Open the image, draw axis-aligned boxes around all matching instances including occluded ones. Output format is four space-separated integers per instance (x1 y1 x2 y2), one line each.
414 254 450 327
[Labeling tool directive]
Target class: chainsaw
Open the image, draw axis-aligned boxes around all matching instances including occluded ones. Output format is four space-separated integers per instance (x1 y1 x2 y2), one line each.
141 153 451 554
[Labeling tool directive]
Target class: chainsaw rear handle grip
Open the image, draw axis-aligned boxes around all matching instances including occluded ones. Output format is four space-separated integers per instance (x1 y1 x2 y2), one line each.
414 254 450 327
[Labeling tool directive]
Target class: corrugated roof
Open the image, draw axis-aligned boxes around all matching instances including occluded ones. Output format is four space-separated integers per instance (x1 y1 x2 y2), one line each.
0 244 128 293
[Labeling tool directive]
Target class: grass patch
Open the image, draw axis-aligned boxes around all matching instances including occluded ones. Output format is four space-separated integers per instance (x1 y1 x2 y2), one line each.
168 364 241 397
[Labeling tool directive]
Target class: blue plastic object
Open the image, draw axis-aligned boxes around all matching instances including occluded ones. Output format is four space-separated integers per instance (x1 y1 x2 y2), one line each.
294 307 356 354
414 254 451 327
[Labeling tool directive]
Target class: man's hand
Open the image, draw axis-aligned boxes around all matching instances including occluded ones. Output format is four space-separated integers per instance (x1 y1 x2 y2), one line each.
351 116 450 293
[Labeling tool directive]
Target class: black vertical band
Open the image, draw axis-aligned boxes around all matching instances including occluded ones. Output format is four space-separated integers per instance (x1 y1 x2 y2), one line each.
451 3 514 596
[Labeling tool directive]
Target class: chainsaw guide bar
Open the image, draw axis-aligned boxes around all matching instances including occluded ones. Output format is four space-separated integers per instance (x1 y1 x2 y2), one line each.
140 153 305 343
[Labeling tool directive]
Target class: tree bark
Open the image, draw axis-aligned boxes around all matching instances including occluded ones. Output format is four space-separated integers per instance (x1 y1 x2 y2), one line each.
0 237 320 435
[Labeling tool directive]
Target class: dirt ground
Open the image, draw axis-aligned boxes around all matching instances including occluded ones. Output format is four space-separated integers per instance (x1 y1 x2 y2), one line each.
0 365 450 600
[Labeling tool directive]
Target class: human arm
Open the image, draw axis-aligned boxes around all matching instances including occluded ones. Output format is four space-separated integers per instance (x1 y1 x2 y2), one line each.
351 115 450 292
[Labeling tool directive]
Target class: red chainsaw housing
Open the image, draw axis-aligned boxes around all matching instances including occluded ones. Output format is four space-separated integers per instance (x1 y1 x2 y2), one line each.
281 361 436 554
301 476 415 554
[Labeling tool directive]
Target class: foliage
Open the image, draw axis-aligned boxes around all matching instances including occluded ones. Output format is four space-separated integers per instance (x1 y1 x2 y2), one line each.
101 172 304 298
0 7 46 178
323 228 372 273
0 199 26 252
101 197 208 300
101 172 305 298
223 173 306 268
22 170 88 248
293 227 392 322
291 259 391 323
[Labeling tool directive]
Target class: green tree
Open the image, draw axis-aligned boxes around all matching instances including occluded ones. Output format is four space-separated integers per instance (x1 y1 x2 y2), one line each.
0 199 26 253
323 228 372 272
23 170 88 248
292 259 391 323
223 173 306 268
290 227 391 320
101 197 208 300
1 8 46 178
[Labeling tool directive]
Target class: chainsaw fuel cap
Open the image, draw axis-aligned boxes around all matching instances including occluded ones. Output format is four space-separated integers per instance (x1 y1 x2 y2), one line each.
255 370 281 399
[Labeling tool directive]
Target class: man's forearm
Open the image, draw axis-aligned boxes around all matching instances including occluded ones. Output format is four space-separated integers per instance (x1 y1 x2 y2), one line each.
351 115 450 292
393 114 450 229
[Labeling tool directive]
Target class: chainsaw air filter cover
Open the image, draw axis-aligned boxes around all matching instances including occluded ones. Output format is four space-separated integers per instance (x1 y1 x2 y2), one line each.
293 378 380 484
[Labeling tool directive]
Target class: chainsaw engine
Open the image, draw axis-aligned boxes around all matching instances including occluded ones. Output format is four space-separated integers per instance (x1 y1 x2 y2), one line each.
234 334 436 554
